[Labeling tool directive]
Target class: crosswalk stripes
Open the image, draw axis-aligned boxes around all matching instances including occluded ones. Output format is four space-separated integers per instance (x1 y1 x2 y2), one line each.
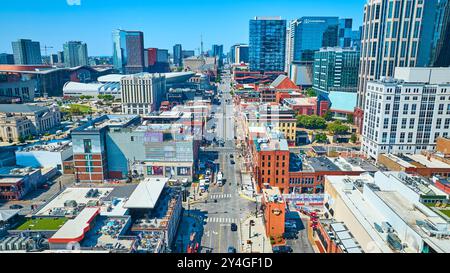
209 194 232 199
204 217 238 224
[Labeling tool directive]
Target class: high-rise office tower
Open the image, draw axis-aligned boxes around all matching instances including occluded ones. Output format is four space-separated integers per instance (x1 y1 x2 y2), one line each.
230 44 249 64
351 27 363 51
211 44 224 67
285 20 297 72
11 39 42 65
63 41 88 67
355 0 445 130
57 51 65 64
112 29 145 74
431 0 450 67
313 47 360 93
212 45 223 58
249 16 286 72
339 18 354 48
0 53 14 64
50 54 59 65
287 17 339 64
235 44 249 64
173 44 183 67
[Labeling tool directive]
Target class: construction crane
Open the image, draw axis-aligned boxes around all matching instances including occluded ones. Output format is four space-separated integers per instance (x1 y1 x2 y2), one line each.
40 45 54 64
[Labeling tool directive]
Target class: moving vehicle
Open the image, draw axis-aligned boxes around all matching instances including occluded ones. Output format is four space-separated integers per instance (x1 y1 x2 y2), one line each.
227 247 237 253
230 160 235 165
217 171 223 186
230 223 238 232
272 245 293 253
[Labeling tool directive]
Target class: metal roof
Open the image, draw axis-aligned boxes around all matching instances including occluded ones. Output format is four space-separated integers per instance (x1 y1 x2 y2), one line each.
0 104 47 113
0 209 20 222
124 178 168 209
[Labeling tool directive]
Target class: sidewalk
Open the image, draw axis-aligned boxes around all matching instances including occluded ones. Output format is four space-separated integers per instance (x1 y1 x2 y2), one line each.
240 213 272 253
183 183 209 206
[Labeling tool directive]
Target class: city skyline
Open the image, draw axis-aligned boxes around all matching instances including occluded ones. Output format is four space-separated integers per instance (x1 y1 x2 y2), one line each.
0 0 366 56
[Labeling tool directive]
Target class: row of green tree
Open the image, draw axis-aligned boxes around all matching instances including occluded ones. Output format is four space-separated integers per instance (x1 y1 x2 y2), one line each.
296 115 351 135
78 95 115 101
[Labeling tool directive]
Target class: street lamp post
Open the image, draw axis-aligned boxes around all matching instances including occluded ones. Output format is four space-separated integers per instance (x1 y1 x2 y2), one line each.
255 196 258 218
262 236 265 253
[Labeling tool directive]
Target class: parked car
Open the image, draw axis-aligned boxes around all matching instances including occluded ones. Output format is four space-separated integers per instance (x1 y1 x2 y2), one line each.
230 160 235 165
9 204 23 209
227 247 236 253
272 245 293 253
230 223 238 232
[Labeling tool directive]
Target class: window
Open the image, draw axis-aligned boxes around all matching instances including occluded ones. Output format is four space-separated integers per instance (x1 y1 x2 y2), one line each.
83 139 92 154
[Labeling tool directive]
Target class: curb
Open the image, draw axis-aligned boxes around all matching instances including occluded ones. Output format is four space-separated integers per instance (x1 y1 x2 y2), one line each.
239 193 256 202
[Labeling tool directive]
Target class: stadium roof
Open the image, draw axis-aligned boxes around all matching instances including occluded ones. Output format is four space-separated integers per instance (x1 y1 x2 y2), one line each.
98 72 195 84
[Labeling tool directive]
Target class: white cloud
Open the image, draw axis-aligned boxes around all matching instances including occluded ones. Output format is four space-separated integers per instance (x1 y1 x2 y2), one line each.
67 0 81 6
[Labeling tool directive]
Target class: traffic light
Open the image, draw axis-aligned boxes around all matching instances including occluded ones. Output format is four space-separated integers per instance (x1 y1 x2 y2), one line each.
250 220 255 226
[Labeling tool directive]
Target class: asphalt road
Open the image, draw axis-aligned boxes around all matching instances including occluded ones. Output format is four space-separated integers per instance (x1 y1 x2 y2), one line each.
193 73 255 253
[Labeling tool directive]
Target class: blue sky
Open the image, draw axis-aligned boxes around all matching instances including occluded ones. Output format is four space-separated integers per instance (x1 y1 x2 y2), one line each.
0 0 366 56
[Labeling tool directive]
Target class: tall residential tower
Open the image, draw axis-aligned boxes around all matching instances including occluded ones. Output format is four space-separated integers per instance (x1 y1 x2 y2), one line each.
355 0 447 130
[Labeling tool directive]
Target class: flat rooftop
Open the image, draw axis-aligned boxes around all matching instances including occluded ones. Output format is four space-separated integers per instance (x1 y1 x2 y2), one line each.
18 140 72 153
0 177 23 184
72 114 140 133
252 127 289 152
306 157 341 172
375 190 450 253
80 215 134 251
262 187 284 203
49 207 100 244
0 166 39 176
36 187 114 216
283 97 316 106
406 154 450 169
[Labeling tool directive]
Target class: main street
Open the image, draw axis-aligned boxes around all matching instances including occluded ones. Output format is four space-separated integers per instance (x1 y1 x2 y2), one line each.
193 72 256 253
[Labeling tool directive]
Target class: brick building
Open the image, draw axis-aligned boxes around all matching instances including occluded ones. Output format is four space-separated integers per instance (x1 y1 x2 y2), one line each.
378 153 450 178
261 187 286 244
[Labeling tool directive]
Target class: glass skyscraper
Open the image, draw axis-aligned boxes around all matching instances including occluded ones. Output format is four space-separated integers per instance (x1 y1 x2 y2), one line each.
431 0 450 67
249 17 286 72
112 29 145 74
291 17 339 63
313 47 360 93
11 39 42 65
63 41 88 67
173 44 183 67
